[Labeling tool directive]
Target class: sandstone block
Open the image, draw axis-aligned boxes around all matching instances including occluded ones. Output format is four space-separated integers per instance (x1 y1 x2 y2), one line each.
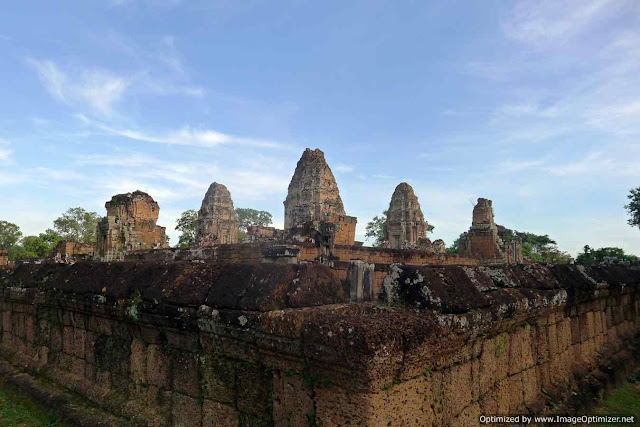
203 400 239 427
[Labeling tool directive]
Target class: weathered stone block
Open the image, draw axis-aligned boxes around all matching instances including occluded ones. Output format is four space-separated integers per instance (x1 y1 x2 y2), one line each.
146 344 169 388
73 328 86 359
272 371 314 427
236 362 273 418
130 338 146 384
63 326 74 355
171 393 202 427
172 351 200 397
202 400 239 427
201 354 236 404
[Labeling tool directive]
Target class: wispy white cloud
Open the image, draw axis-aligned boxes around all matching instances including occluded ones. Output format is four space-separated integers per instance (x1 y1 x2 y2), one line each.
76 114 288 149
76 151 292 201
0 139 13 165
107 0 183 8
333 164 354 173
28 59 128 117
497 159 546 173
502 0 622 47
587 101 640 135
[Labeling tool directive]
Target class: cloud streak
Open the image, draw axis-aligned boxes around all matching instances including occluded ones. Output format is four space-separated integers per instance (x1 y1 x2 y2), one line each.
28 59 128 117
76 114 288 150
0 139 13 164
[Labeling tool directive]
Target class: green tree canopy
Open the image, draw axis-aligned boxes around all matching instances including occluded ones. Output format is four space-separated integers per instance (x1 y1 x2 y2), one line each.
365 211 388 248
53 207 99 243
625 187 640 230
175 210 198 248
235 208 273 231
364 210 434 248
576 245 638 266
0 220 22 249
7 229 62 260
509 230 572 264
446 233 466 254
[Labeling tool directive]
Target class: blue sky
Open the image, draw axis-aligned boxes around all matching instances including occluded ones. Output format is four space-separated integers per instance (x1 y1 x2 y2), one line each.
1 0 640 255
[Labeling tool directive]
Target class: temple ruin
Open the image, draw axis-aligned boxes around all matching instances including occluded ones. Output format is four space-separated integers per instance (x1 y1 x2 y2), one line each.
52 240 95 263
95 191 168 261
194 182 239 246
283 148 357 250
458 197 523 264
2 147 639 426
88 150 529 296
0 249 8 266
384 182 430 249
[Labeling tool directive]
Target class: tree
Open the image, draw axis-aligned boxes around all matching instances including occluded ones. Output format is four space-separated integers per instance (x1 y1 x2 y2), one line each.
235 208 273 230
625 187 640 230
576 245 638 266
8 229 63 260
364 210 434 248
0 220 22 249
175 210 198 248
53 207 100 243
446 233 466 254
235 208 273 241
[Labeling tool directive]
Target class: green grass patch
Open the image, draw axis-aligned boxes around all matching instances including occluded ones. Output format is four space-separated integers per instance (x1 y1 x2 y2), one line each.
0 385 67 427
593 381 640 425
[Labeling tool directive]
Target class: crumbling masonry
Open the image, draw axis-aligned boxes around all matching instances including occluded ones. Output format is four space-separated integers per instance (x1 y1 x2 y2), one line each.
96 191 168 261
384 182 431 250
194 183 239 246
283 148 357 253
459 197 523 264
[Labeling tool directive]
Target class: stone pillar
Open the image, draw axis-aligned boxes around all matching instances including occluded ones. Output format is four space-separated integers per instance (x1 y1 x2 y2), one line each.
348 260 375 302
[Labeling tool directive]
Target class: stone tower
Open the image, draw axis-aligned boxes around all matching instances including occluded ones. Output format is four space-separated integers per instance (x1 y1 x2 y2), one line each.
459 198 523 264
284 148 356 249
284 148 346 230
195 183 239 246
384 182 429 249
96 191 168 261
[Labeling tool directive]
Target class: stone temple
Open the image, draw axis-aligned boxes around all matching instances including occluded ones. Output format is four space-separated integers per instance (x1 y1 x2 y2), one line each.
97 191 168 261
283 148 357 249
384 182 430 249
194 182 239 246
95 191 168 261
458 197 523 264
92 150 524 294
4 148 638 426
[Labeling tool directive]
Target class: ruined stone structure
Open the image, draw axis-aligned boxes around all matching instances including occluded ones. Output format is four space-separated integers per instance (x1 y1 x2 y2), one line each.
1 262 639 426
284 148 357 252
242 226 285 244
0 249 8 266
459 198 523 264
384 182 431 249
432 239 446 254
96 191 168 261
195 183 239 247
52 241 95 262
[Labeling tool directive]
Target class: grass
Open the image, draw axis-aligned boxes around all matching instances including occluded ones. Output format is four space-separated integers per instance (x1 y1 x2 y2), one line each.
593 379 640 426
0 384 67 427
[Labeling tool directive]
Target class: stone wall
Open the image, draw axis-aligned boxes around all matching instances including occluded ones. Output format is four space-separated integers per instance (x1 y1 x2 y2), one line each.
0 263 638 426
52 241 96 261
124 243 479 298
327 214 357 247
0 249 7 266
